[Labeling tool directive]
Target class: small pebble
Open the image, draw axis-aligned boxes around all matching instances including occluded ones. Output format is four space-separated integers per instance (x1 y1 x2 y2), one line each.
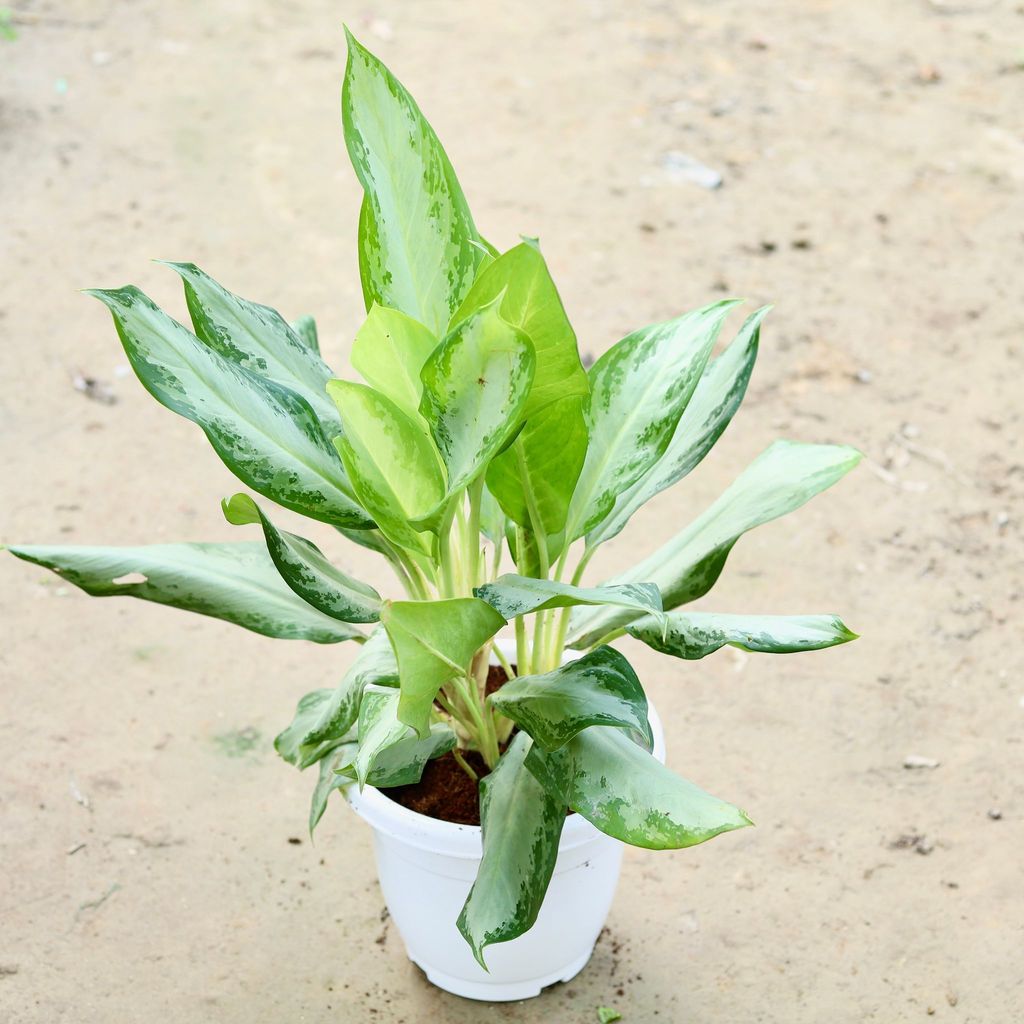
904 755 940 769
854 369 873 384
987 808 1002 820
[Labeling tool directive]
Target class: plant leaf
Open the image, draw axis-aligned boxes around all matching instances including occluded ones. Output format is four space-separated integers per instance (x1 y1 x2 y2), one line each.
327 380 447 554
381 598 506 737
587 306 766 549
310 741 358 835
526 726 751 850
158 261 340 428
343 30 481 337
456 733 564 968
348 688 455 788
486 394 588 536
291 314 320 353
628 611 858 660
223 493 382 623
275 630 399 769
350 304 439 420
475 573 662 622
490 646 653 752
564 300 741 541
86 287 370 528
419 297 536 495
567 440 863 648
7 542 364 643
450 240 588 418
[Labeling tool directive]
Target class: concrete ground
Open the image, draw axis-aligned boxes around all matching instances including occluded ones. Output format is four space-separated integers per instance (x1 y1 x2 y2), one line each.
2 1 1022 1021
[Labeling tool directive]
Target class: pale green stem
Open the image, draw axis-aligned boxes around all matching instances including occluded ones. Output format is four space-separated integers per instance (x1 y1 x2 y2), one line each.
452 748 478 782
493 642 515 679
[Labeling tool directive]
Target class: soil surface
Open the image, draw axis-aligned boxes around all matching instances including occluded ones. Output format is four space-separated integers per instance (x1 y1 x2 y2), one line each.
2 2 1023 1023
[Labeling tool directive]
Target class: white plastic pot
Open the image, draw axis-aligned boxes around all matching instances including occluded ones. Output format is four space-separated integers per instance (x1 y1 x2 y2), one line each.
345 643 667 1002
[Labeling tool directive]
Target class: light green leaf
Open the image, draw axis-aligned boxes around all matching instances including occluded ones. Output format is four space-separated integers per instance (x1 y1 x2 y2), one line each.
567 440 863 648
490 646 653 752
628 611 858 660
475 573 662 622
348 688 455 788
291 314 320 353
478 484 507 545
597 1008 622 1024
450 240 589 418
310 741 358 835
86 287 369 528
223 493 382 623
158 261 340 428
275 630 399 769
350 304 439 420
419 297 536 495
381 598 506 737
343 30 481 337
526 726 751 850
587 306 767 549
456 733 564 968
7 542 364 643
486 394 588 537
564 300 741 541
327 380 447 554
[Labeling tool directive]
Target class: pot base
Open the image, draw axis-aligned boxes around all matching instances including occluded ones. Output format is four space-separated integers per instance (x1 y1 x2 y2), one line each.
412 947 591 1002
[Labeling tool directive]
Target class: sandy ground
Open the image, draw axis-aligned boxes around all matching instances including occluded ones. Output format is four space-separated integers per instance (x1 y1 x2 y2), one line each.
2 1 1023 1021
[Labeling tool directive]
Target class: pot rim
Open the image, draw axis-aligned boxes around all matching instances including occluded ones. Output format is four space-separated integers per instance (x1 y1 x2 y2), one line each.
345 638 667 859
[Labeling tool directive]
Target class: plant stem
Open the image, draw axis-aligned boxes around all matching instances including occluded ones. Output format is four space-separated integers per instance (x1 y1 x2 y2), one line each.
452 748 478 783
493 642 515 679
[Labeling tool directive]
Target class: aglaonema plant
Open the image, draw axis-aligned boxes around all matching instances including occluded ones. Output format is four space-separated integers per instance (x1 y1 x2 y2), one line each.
6 29 861 967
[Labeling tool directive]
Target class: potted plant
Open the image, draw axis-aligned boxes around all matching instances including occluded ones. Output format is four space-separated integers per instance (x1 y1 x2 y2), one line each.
5 30 861 1002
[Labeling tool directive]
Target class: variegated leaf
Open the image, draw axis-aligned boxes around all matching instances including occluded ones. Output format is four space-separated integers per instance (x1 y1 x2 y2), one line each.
86 286 369 528
474 573 662 622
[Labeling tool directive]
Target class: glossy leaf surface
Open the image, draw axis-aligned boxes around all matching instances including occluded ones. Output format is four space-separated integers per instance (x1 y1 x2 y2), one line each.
419 297 535 495
564 300 741 540
343 31 480 336
628 611 858 660
490 646 653 752
223 493 382 623
526 726 751 850
86 287 369 528
381 597 506 737
8 542 364 643
475 574 662 622
568 440 862 647
457 733 564 968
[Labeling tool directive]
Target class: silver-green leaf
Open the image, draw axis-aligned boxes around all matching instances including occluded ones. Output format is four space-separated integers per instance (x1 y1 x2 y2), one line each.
489 646 653 752
628 611 858 660
310 741 358 835
456 732 565 968
474 574 662 622
567 440 862 648
86 286 369 528
223 493 382 623
7 542 365 643
526 726 751 850
343 30 481 337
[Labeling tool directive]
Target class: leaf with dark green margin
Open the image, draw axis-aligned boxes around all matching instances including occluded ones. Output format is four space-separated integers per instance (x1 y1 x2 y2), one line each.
456 733 564 968
343 30 481 337
310 740 358 835
450 240 588 418
7 543 364 643
223 493 381 623
486 394 588 537
567 440 863 648
274 630 399 769
419 297 536 495
564 300 741 541
346 688 455 788
475 574 662 623
628 611 857 660
381 598 506 737
587 306 767 549
327 380 447 554
526 726 751 850
158 261 340 429
350 304 439 420
490 646 653 752
291 314 320 353
85 287 370 528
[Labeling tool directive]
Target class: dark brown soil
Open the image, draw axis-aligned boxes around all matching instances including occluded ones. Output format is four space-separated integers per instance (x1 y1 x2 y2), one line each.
382 664 512 826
